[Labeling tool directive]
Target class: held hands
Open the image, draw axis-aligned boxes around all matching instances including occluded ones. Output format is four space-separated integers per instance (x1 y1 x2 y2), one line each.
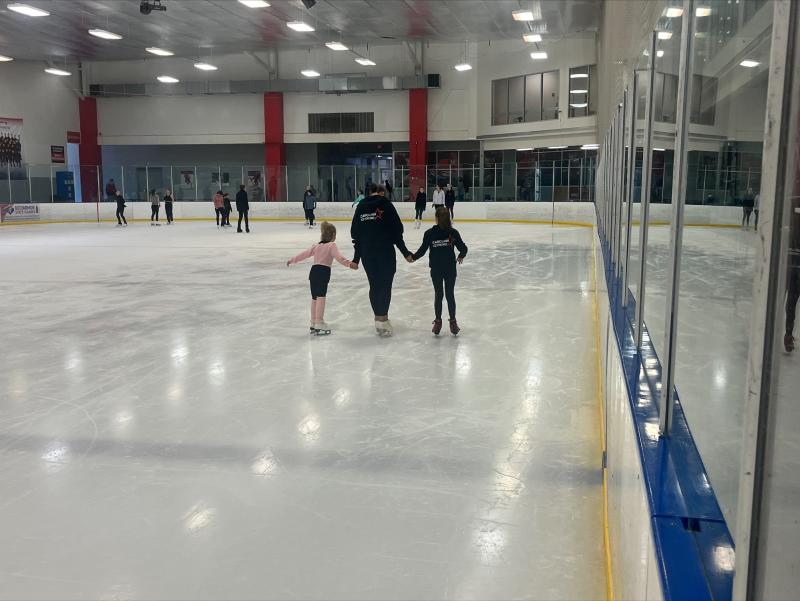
405 255 415 264
457 256 465 265
350 261 359 270
286 260 291 267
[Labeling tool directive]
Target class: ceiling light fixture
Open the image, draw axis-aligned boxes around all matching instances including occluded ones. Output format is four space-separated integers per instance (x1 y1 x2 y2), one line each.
696 6 712 16
512 9 535 21
44 67 71 76
194 62 218 71
740 59 760 67
238 0 270 6
653 148 666 151
157 75 179 83
355 57 376 66
657 31 673 39
516 148 533 151
548 146 568 149
0 54 13 61
88 28 123 40
530 51 547 60
146 47 173 56
570 72 589 79
523 33 542 43
571 89 589 94
287 21 314 32
570 103 588 108
7 3 49 17
664 7 684 17
325 41 348 51
301 69 320 77
454 63 472 71
582 144 600 149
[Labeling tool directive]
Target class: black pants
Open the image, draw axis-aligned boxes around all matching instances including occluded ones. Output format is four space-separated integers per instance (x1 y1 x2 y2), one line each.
304 208 315 225
361 253 396 316
431 268 457 320
238 210 249 232
754 209 760 231
309 265 331 299
223 206 231 226
415 205 425 219
787 262 800 336
446 203 454 219
165 203 173 223
215 207 224 225
151 205 159 221
743 207 753 225
116 206 126 224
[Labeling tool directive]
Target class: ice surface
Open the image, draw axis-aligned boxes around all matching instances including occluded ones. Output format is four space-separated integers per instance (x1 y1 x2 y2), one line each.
0 221 604 600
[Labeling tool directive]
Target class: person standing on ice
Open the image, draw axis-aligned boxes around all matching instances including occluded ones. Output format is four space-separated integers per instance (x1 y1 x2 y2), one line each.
351 183 414 337
287 222 357 335
414 186 426 229
432 183 445 210
410 206 468 336
115 190 127 226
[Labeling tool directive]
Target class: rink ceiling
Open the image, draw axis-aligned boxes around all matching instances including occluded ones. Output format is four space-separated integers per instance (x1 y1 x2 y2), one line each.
0 221 606 600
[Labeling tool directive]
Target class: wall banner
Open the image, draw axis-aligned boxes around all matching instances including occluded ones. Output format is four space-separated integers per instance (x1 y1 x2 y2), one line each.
0 117 24 174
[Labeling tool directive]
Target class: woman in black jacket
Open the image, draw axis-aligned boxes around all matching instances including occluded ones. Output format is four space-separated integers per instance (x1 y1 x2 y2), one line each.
414 186 426 229
351 184 413 337
445 183 456 220
115 191 127 226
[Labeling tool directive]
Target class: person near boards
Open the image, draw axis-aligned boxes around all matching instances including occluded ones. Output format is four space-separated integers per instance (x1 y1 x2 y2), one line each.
236 184 250 233
115 190 127 226
414 187 427 229
445 183 456 220
163 188 174 224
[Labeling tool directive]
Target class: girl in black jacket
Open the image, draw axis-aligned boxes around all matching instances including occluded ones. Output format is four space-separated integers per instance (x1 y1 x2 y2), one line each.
414 187 426 229
411 206 468 336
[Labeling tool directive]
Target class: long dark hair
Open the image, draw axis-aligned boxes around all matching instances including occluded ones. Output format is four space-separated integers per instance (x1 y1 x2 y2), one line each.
435 206 452 230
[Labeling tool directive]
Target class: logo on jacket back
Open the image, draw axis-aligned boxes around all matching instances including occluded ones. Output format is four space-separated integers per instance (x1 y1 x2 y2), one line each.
360 208 384 222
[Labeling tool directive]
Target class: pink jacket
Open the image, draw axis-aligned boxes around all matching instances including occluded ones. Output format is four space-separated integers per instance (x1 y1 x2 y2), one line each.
289 242 352 268
213 193 224 209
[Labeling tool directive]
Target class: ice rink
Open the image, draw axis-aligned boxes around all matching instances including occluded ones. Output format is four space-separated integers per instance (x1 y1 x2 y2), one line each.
0 220 604 600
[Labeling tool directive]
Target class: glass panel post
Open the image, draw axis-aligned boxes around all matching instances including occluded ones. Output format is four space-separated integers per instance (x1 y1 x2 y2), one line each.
622 77 638 308
635 31 658 351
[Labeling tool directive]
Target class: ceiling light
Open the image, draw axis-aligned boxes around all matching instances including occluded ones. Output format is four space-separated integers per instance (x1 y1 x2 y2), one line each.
146 47 174 56
194 62 218 71
157 75 179 83
44 67 71 76
516 148 533 151
570 89 588 94
696 6 712 17
548 145 568 149
325 41 349 51
287 21 314 32
570 72 589 79
301 69 320 77
530 51 548 60
658 49 665 57
653 148 666 151
0 54 13 61
740 59 760 68
238 0 270 6
664 7 684 17
582 144 600 149
523 33 542 43
658 31 673 39
7 3 49 17
454 63 472 71
89 28 123 40
512 9 535 21
355 57 376 66
570 103 588 108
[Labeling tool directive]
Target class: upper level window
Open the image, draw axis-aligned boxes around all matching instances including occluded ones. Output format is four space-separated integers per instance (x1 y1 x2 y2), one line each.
568 65 597 117
492 70 560 125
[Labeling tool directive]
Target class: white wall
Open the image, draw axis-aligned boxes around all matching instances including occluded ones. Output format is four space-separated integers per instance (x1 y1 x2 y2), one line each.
0 60 80 165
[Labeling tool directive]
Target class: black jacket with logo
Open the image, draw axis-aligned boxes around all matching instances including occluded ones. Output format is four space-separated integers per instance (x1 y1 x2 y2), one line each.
413 225 468 271
351 194 411 264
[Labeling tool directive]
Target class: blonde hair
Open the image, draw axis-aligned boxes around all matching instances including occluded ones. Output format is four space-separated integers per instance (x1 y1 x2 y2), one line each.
320 221 336 243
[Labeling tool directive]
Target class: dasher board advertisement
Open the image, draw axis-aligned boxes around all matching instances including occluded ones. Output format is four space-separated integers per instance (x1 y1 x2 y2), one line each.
1 203 40 222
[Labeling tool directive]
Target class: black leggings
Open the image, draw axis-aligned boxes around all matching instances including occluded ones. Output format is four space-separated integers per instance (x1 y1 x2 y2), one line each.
304 208 315 225
215 207 224 225
362 254 396 316
446 204 454 219
432 268 457 320
116 207 127 224
165 203 173 223
415 206 424 219
151 205 159 221
787 263 800 336
238 210 249 231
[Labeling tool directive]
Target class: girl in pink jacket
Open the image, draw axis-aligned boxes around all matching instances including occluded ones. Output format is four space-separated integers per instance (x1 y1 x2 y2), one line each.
287 221 357 335
213 190 225 228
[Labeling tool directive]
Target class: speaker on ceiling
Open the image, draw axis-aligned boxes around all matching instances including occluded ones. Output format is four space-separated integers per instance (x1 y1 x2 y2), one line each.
301 0 317 8
427 73 440 88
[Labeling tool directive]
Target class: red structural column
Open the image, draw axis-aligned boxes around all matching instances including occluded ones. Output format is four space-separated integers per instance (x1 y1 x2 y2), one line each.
264 92 285 201
409 88 428 198
78 97 101 203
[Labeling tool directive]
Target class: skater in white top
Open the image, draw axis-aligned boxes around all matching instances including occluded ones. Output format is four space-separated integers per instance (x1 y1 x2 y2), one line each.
432 184 445 210
287 222 358 335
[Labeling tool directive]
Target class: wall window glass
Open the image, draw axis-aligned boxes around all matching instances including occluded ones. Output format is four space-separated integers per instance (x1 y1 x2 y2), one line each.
568 65 597 117
492 70 560 125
